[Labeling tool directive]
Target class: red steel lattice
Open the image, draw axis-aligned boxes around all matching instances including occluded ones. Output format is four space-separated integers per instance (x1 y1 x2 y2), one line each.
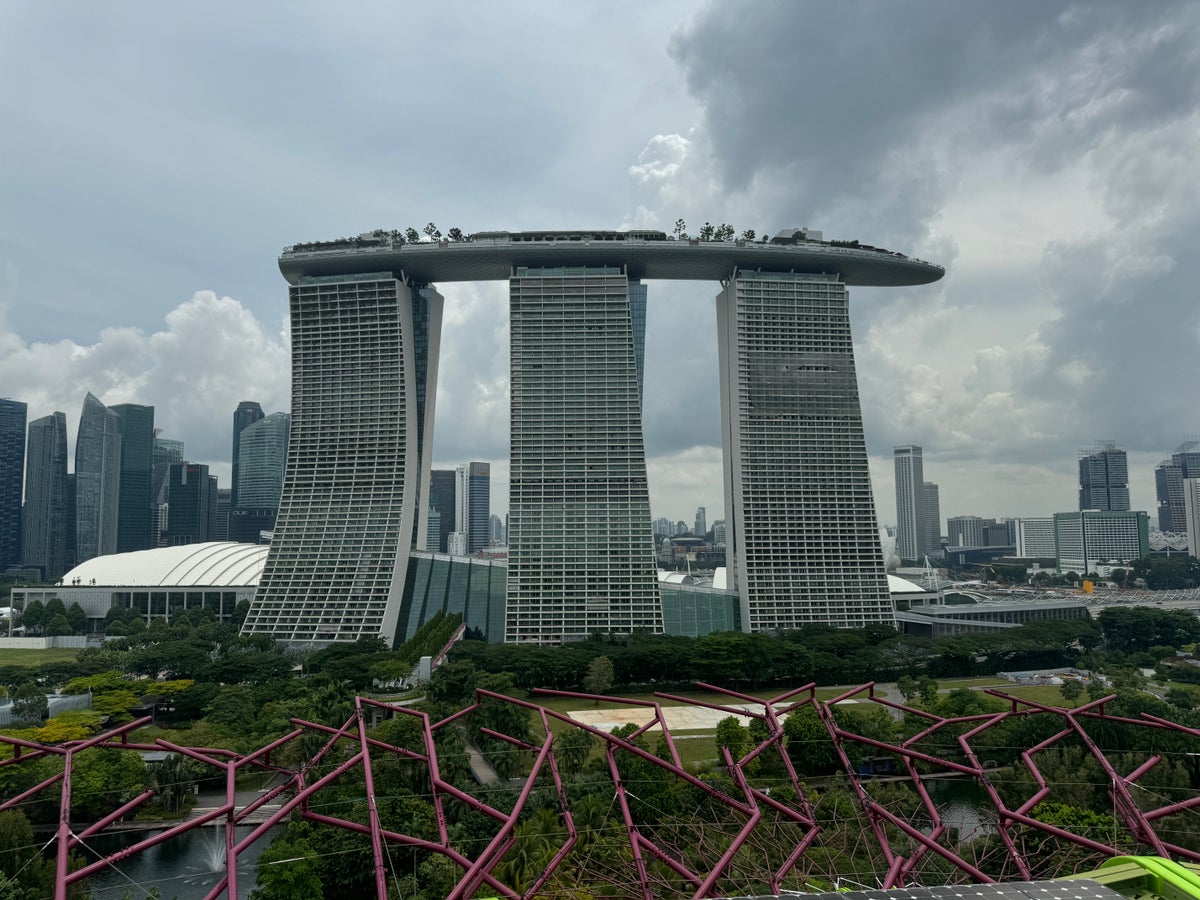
2 683 1198 899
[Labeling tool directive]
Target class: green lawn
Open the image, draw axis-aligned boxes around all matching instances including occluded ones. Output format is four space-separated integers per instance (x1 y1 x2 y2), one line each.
990 684 1080 707
0 647 83 668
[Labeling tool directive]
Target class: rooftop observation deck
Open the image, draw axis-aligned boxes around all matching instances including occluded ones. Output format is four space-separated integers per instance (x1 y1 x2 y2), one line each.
278 229 945 287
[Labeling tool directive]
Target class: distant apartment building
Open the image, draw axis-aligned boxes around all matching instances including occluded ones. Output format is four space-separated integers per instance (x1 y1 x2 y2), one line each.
1079 441 1130 512
1015 518 1056 558
1154 441 1200 532
922 482 941 556
947 516 988 548
455 462 491 554
1183 479 1200 556
894 446 925 561
1053 509 1149 574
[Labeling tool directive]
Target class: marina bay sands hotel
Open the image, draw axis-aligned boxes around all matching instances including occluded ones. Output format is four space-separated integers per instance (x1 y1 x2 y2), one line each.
242 228 943 646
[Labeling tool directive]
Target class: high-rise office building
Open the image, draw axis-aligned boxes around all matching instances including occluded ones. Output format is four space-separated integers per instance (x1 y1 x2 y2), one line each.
229 412 289 543
893 446 925 562
1183 479 1200 556
506 266 660 642
75 393 122 563
455 462 491 555
245 272 443 644
921 482 941 558
235 412 290 508
21 412 69 580
1154 441 1200 532
429 469 456 554
947 515 989 548
214 488 232 541
0 399 27 571
490 513 505 544
111 403 154 553
231 401 264 509
694 506 707 538
151 435 184 547
720 271 891 630
1079 441 1130 512
164 463 214 545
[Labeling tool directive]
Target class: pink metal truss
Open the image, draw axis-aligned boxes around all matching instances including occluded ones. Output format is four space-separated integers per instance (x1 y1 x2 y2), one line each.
2 683 1199 899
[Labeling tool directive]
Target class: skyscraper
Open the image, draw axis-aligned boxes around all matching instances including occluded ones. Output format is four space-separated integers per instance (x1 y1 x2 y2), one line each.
21 411 69 580
1154 441 1200 532
0 399 27 571
506 266 661 642
253 229 941 645
720 271 891 630
165 462 214 545
231 401 264 509
75 393 122 563
244 272 443 644
921 482 941 557
1079 441 1130 512
893 446 925 562
151 435 184 547
694 506 707 538
111 403 154 553
456 462 491 554
235 412 290 508
429 469 456 554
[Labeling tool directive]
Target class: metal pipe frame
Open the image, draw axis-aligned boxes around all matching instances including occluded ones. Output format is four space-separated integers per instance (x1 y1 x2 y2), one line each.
2 683 1198 899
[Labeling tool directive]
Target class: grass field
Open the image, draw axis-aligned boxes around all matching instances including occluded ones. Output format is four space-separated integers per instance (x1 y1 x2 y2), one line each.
0 647 83 668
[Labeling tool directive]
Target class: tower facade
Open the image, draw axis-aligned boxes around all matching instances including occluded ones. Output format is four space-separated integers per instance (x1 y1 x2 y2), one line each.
429 469 456 554
720 271 892 630
244 273 442 645
22 411 69 580
165 462 214 545
455 462 491 554
893 445 924 562
1079 441 1130 512
231 401 265 509
1154 442 1200 532
0 399 27 571
74 393 122 563
112 403 154 553
921 482 941 558
236 412 290 508
506 266 661 643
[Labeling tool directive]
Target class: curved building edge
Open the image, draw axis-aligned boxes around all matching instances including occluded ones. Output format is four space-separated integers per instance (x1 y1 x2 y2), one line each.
278 229 944 287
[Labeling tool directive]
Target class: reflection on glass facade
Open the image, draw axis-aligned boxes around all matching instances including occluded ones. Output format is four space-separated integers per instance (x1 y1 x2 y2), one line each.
629 280 647 406
399 553 735 643
236 412 290 508
22 412 69 580
75 392 122 563
112 403 155 553
506 266 661 643
0 399 27 571
244 274 442 646
718 271 892 631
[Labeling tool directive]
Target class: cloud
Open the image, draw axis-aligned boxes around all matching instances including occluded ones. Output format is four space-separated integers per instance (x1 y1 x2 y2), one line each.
0 292 290 482
624 0 1200 524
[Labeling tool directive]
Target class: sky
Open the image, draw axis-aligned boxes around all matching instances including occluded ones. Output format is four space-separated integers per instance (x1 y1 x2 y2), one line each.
2 0 1199 529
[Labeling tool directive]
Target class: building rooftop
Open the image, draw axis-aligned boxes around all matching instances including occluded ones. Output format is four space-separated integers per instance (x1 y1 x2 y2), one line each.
279 229 944 287
61 542 268 588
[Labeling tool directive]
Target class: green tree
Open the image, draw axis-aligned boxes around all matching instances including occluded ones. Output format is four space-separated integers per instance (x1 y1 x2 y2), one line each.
0 809 55 897
66 603 88 634
248 836 323 900
45 614 72 637
404 226 421 243
71 748 147 821
8 684 47 726
447 226 465 242
1060 678 1084 705
423 222 441 241
555 727 596 777
20 599 45 634
583 655 614 696
783 706 837 775
673 218 687 239
715 715 749 764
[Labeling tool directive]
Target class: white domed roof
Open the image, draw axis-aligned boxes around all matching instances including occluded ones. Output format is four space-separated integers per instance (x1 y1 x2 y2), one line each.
62 542 269 588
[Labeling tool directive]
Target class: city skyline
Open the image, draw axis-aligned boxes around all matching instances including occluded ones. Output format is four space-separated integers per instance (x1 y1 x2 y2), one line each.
2 3 1199 528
